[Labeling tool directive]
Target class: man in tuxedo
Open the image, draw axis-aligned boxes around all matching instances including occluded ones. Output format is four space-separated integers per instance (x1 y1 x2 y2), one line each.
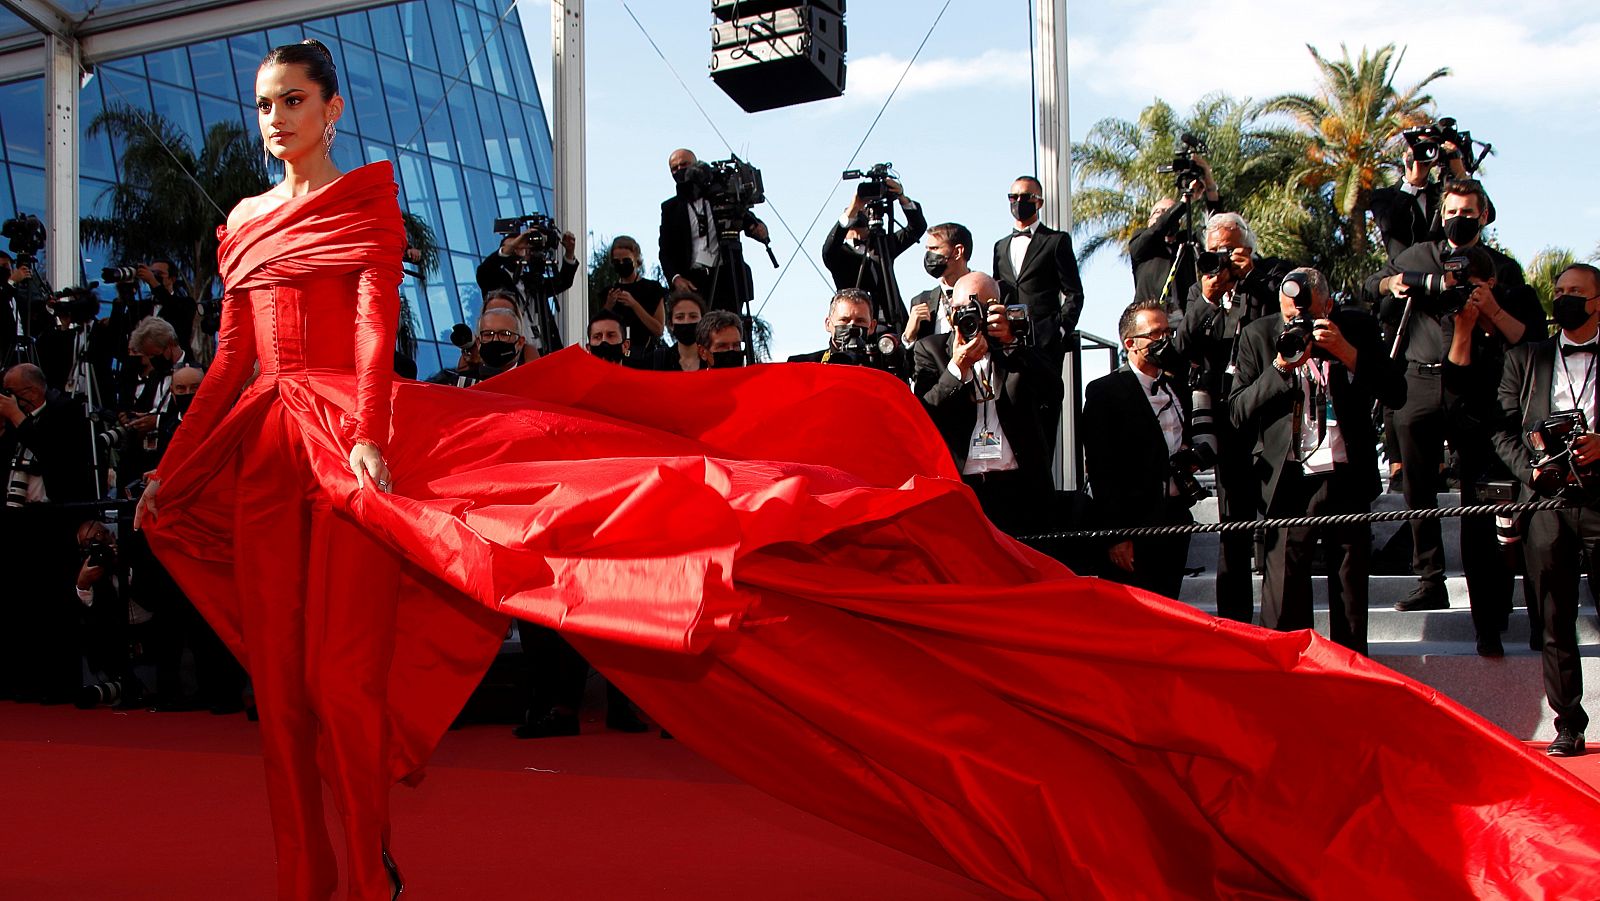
1128 154 1223 306
1230 269 1397 655
659 148 769 315
1491 263 1600 757
992 176 1085 355
477 227 579 352
913 272 1061 536
820 176 925 337
429 306 527 386
132 260 198 356
1368 139 1473 262
906 223 973 346
1081 300 1194 599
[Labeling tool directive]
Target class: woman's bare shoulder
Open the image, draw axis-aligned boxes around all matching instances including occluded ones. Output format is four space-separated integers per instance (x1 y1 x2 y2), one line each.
226 192 287 232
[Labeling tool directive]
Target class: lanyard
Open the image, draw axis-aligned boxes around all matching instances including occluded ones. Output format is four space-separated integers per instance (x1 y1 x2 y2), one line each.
1558 349 1596 420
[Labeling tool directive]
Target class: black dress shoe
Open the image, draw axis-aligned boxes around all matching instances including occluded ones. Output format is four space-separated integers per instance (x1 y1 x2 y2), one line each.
1475 634 1504 658
1394 585 1449 612
513 709 579 739
1547 729 1587 757
382 848 404 899
606 710 649 733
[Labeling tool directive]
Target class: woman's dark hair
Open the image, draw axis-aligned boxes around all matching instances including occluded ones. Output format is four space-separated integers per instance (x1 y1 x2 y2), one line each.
260 39 339 100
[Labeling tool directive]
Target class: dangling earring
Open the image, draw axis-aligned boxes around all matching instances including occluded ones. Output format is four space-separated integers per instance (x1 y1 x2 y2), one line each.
262 140 273 173
323 122 336 157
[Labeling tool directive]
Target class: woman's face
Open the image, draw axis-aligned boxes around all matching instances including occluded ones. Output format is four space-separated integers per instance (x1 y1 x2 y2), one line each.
671 301 702 325
256 63 343 165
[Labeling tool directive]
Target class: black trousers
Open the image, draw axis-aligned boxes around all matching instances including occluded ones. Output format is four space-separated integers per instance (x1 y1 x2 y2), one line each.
518 622 635 719
127 529 245 706
2 505 81 701
963 468 1050 538
1212 412 1261 624
1101 496 1192 600
686 263 754 316
1392 365 1512 634
1524 505 1599 734
1261 465 1371 656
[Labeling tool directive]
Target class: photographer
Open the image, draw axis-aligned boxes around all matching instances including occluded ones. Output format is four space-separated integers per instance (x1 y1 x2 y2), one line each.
126 260 197 355
1491 262 1600 757
1169 211 1281 623
913 272 1062 536
631 290 706 372
116 317 193 490
787 288 908 378
428 306 527 387
600 236 666 350
476 220 579 351
1 251 51 367
1369 122 1485 261
820 170 926 336
1230 269 1397 655
1081 300 1197 599
1368 180 1543 622
1129 153 1224 306
660 148 769 315
993 176 1086 354
907 223 975 344
696 309 747 369
71 518 145 709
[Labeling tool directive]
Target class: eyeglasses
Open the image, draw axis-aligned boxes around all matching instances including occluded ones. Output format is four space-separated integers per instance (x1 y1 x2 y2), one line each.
479 329 519 341
1130 328 1174 341
1005 193 1040 201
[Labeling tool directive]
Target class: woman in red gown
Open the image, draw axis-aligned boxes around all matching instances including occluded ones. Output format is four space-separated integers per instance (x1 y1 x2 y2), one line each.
139 40 1600 901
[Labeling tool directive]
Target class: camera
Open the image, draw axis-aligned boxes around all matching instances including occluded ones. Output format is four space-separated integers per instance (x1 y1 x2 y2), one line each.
826 324 905 373
95 422 135 451
1196 249 1235 277
951 300 985 342
1477 480 1523 547
82 539 114 569
1398 252 1474 315
102 265 140 284
1004 304 1031 342
1275 272 1317 364
1157 133 1209 191
1 212 44 256
5 445 38 507
449 323 475 349
843 162 896 214
493 213 562 264
1401 117 1485 174
49 285 102 325
76 678 131 710
1528 409 1593 498
680 155 767 222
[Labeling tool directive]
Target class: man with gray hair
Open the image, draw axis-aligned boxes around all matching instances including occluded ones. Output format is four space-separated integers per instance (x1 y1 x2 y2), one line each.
428 304 528 387
1228 267 1400 653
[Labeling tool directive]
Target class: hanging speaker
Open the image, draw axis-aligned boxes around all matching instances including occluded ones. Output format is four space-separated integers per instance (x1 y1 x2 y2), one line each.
709 2 847 113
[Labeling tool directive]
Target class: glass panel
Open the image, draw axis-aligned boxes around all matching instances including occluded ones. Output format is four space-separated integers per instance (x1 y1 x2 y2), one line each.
378 54 422 153
331 136 363 172
10 164 44 216
480 15 511 95
145 47 193 89
369 5 405 57
150 82 205 153
343 45 391 143
474 88 508 177
99 66 151 110
0 170 14 224
0 80 45 167
429 0 467 76
415 341 444 377
410 69 452 160
501 18 538 105
266 27 303 50
100 56 145 80
431 161 473 250
461 168 495 254
445 84 486 169
365 141 391 164
493 176 519 217
338 11 374 47
520 183 545 217
198 93 247 143
457 5 487 89
77 82 117 182
230 34 270 102
426 282 457 342
498 96 534 184
397 153 434 202
456 272 483 327
398 1 438 71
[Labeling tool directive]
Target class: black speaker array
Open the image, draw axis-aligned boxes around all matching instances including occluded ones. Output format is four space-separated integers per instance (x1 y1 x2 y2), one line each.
710 1 847 113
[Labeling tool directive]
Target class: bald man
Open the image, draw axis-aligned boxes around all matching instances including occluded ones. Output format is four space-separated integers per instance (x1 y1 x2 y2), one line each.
911 272 1063 536
658 148 768 315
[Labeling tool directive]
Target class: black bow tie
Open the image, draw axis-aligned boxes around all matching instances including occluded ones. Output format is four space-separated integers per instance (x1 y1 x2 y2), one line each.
1011 229 1032 239
1150 375 1172 397
1563 343 1597 357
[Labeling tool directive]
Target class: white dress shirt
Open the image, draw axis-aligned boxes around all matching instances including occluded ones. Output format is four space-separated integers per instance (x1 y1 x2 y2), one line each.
947 354 1018 476
1552 331 1599 427
1008 220 1039 281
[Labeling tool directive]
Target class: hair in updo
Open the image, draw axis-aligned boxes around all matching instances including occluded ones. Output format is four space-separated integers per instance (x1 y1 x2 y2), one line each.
260 39 339 100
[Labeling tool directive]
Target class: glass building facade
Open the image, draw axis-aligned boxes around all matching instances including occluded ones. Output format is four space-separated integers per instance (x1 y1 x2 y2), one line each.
0 0 555 375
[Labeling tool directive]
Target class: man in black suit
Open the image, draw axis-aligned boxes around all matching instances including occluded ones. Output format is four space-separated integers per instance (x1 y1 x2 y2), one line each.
132 260 198 356
1368 140 1474 262
820 176 925 337
905 222 974 347
993 175 1085 355
477 227 579 352
1367 180 1544 619
913 272 1061 536
1081 300 1195 599
1129 154 1222 305
1230 269 1398 655
787 288 908 378
659 148 769 315
1491 263 1600 757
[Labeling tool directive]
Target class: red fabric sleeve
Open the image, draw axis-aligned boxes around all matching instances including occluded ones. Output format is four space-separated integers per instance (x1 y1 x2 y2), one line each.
154 291 258 481
350 265 398 450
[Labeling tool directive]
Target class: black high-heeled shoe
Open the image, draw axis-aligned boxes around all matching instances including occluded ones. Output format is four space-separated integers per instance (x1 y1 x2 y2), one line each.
382 848 404 899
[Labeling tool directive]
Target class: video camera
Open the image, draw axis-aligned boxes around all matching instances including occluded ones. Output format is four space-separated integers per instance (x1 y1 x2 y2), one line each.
1528 409 1594 498
1157 133 1209 192
843 162 896 215
1401 117 1488 174
2 212 44 258
48 284 103 326
1398 252 1474 315
680 155 767 224
1275 272 1318 365
493 213 563 265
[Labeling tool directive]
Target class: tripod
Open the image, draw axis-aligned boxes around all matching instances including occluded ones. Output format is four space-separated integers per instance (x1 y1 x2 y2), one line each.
1155 184 1204 311
707 208 777 366
852 199 907 336
517 259 565 354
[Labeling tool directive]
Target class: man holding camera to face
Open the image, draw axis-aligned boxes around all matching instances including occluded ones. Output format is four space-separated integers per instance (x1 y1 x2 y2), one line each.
1368 180 1544 640
660 148 769 315
476 221 579 351
1492 263 1600 757
788 288 908 378
1230 269 1397 654
913 272 1061 536
1129 153 1224 306
820 171 925 338
429 304 528 387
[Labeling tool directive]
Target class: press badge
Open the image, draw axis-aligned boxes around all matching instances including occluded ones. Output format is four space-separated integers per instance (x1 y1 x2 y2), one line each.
972 430 1003 460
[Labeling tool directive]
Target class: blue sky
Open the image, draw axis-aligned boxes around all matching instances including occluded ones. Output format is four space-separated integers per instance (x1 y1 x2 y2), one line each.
520 0 1600 370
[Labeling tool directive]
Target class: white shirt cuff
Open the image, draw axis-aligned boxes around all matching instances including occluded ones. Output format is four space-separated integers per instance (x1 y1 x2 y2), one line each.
946 361 970 383
839 214 854 228
1399 181 1422 196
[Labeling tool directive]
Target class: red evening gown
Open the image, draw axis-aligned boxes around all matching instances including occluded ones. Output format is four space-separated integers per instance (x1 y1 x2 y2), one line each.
148 162 1600 900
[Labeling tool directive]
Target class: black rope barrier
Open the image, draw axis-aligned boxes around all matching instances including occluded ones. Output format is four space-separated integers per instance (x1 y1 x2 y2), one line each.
1017 498 1576 544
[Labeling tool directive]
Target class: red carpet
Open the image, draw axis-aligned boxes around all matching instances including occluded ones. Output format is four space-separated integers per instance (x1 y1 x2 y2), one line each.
0 703 999 900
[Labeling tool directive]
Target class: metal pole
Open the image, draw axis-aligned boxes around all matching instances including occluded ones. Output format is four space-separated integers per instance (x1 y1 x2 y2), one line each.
1034 0 1077 491
43 32 79 292
552 0 587 349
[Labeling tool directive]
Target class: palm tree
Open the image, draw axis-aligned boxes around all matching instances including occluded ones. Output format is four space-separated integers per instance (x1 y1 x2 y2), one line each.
1071 93 1302 267
1527 247 1579 316
397 212 441 363
1263 44 1447 263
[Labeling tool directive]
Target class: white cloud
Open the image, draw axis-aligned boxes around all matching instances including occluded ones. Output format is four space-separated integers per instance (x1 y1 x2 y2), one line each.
838 48 1032 107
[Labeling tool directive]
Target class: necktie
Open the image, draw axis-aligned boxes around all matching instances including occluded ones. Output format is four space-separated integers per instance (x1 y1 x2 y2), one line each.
1562 343 1597 357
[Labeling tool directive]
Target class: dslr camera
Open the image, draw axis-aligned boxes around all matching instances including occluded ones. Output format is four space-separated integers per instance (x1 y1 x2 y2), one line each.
1397 252 1474 315
1157 133 1209 192
1528 409 1594 498
826 323 905 372
1275 271 1318 365
49 285 102 326
1401 117 1485 174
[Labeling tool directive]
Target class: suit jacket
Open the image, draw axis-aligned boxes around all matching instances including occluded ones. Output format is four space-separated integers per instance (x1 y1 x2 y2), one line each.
820 202 927 333
787 349 827 364
1229 308 1398 511
5 391 96 504
1081 367 1189 530
475 249 578 299
1369 183 1441 262
658 194 762 288
911 332 1062 476
1492 338 1596 503
1172 273 1280 402
904 286 945 343
992 224 1085 351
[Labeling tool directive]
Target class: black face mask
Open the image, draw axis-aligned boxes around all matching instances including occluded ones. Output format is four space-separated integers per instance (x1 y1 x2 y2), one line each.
590 341 625 364
479 340 519 368
923 251 949 279
1010 198 1039 222
1553 294 1595 333
711 349 746 369
671 322 699 346
613 258 635 278
1145 336 1181 372
1444 214 1481 247
169 393 194 415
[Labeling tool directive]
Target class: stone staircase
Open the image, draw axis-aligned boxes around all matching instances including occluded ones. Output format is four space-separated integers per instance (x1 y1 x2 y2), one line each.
1174 489 1600 740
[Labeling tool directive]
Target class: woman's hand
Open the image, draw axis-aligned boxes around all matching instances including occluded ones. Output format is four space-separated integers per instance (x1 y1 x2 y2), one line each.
350 440 392 493
133 478 160 530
